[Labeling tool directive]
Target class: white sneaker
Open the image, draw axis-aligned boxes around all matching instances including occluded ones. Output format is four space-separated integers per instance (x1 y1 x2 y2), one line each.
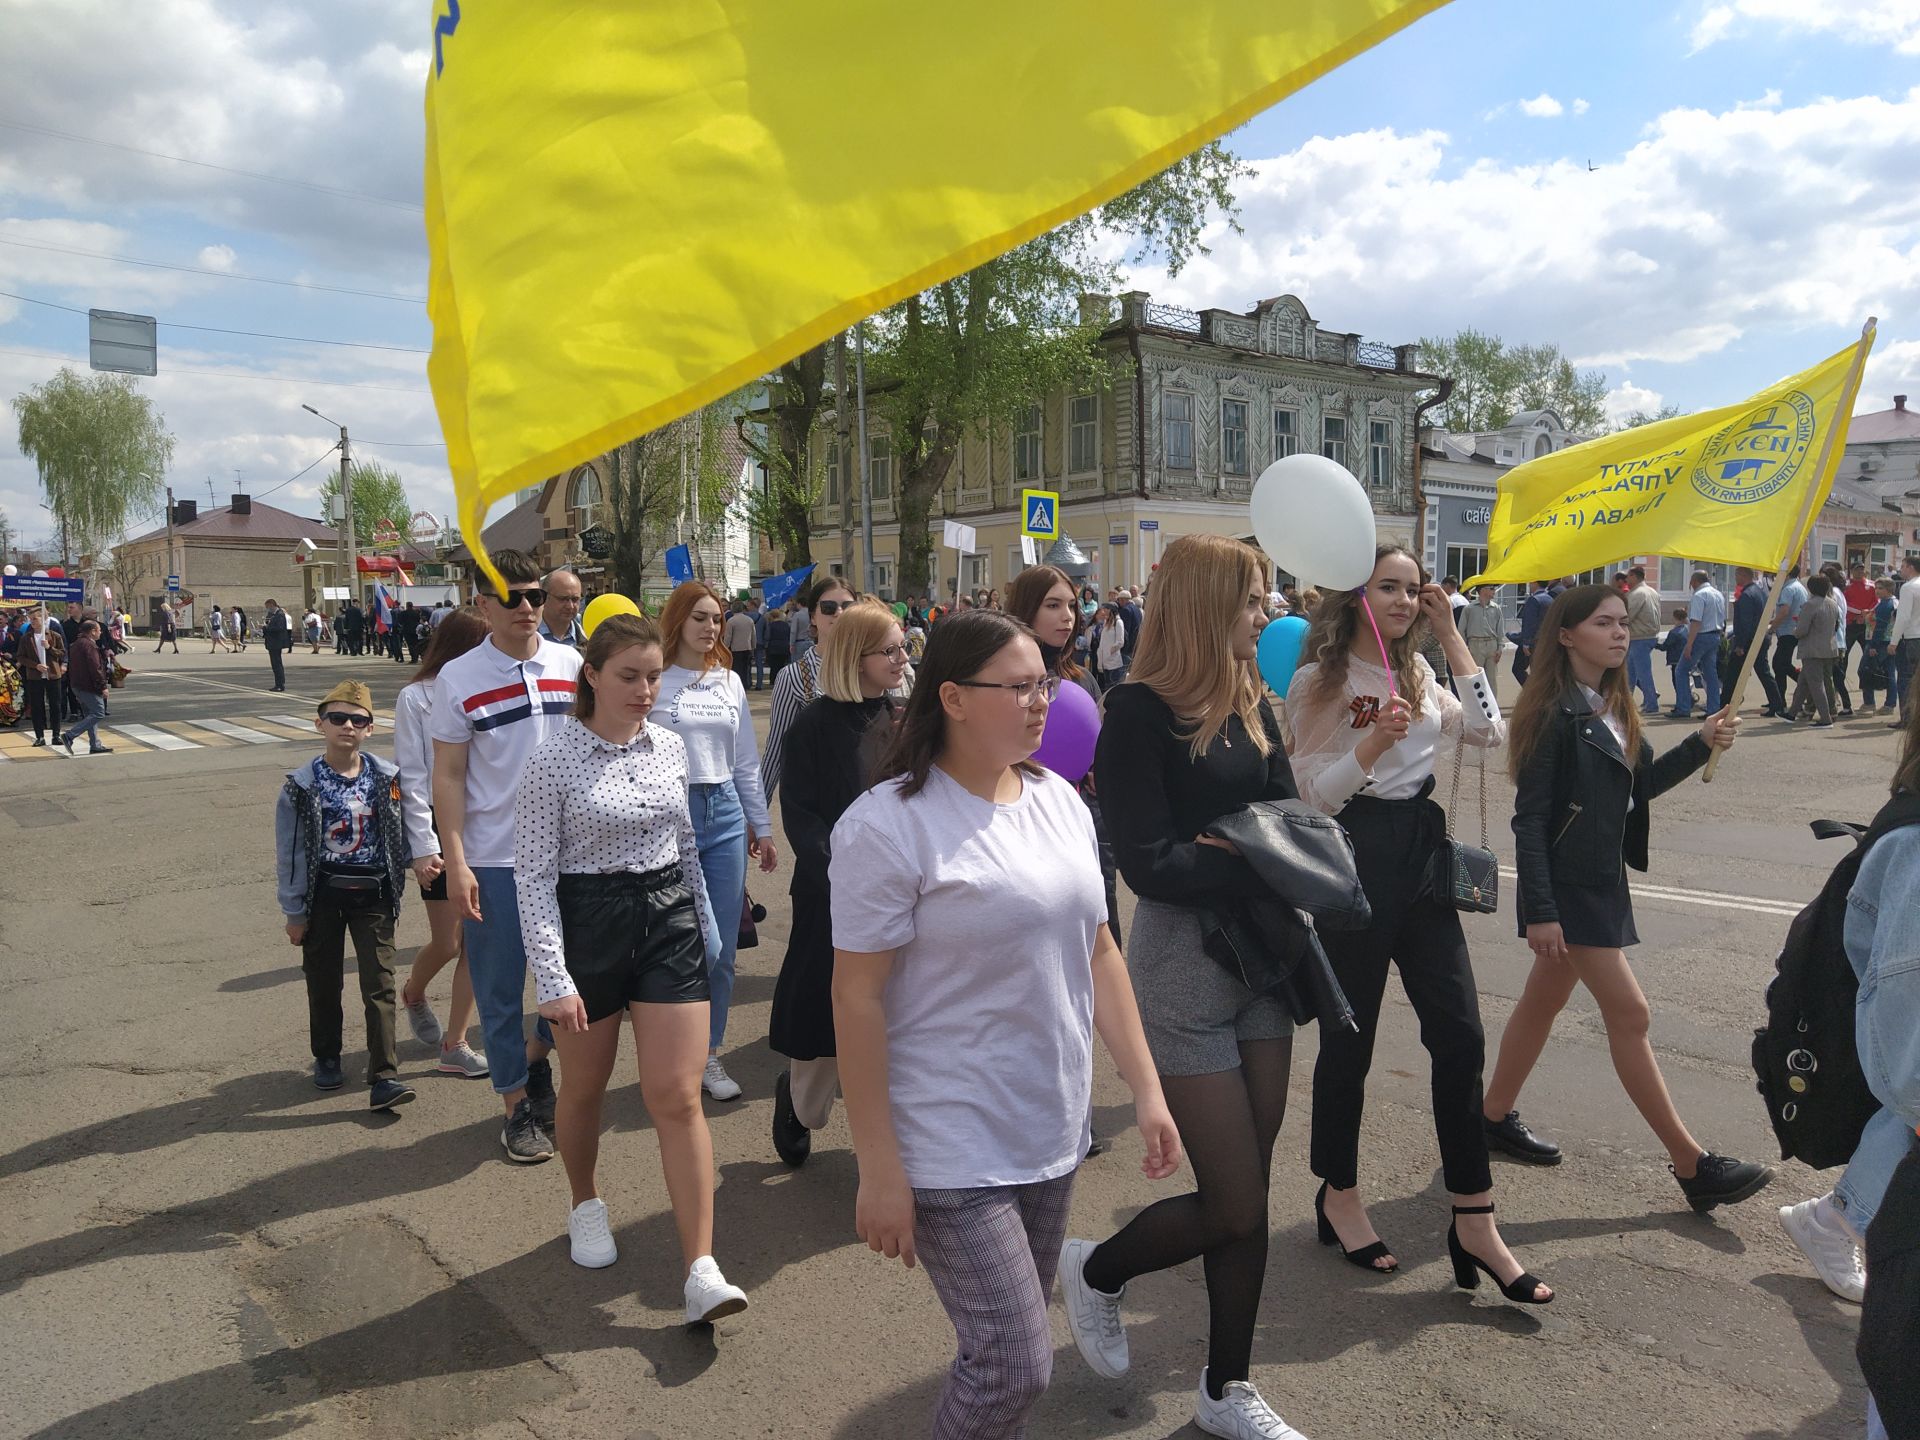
1058 1237 1128 1378
568 1198 618 1268
683 1255 748 1323
435 1042 489 1078
702 1057 742 1101
1778 1194 1865 1303
1194 1370 1310 1439
403 996 443 1047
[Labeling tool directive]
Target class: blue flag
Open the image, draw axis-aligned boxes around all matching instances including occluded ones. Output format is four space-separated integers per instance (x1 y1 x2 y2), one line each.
761 563 816 611
664 544 694 585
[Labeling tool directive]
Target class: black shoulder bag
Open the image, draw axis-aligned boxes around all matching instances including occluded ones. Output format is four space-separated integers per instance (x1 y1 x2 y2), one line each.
1429 741 1499 914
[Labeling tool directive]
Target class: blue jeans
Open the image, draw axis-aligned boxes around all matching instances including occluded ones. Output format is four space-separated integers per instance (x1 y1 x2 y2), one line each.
1675 631 1722 714
1896 638 1920 717
62 690 105 749
463 866 554 1096
1838 1105 1912 1236
689 781 748 1051
1626 638 1659 711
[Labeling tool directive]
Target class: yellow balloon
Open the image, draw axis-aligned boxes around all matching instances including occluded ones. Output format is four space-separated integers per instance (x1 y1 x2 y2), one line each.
582 592 642 637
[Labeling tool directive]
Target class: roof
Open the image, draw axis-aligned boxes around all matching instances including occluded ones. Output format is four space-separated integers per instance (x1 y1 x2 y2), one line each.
123 499 336 548
1849 400 1920 444
445 490 545 563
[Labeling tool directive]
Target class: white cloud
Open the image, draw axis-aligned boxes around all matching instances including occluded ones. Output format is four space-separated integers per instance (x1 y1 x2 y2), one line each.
1118 90 1920 381
1737 89 1785 110
1860 337 1920 415
196 243 237 272
1572 98 1591 116
1690 0 1920 55
1518 93 1566 118
1604 382 1667 425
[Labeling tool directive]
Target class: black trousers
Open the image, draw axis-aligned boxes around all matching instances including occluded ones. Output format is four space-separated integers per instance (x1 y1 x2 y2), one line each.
302 893 399 1083
267 644 286 690
1861 1137 1920 1440
1771 634 1800 703
732 651 754 691
25 673 61 739
1311 787 1493 1196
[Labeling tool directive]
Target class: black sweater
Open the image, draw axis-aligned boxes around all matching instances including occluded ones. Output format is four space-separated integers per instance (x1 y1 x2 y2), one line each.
1093 681 1297 904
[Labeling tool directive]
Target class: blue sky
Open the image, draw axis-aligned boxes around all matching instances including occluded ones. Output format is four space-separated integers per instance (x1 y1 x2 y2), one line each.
2 0 1917 558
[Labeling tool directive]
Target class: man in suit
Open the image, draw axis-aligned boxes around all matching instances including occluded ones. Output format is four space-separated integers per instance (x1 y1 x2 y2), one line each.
262 597 293 692
19 606 67 747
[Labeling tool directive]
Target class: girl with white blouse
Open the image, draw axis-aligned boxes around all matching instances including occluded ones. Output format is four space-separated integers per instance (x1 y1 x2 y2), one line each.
514 612 748 1324
1287 545 1550 1306
654 581 779 1102
833 609 1177 1440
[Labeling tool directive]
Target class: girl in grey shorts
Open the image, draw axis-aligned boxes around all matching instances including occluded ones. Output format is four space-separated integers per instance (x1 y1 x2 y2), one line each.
1056 533 1315 1440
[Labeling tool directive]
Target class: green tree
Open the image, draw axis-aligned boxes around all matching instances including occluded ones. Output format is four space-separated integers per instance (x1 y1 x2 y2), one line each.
601 404 736 600
1613 403 1686 431
866 141 1250 598
317 461 412 545
1417 329 1610 434
734 348 827 569
11 367 174 562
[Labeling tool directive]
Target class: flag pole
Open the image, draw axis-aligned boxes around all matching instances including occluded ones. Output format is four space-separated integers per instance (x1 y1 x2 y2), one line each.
1704 316 1876 782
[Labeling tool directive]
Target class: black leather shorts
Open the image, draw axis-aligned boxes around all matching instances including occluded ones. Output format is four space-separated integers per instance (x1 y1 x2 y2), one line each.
557 866 708 1022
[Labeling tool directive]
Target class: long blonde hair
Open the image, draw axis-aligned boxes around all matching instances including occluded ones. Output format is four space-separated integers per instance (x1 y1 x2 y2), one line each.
816 601 898 703
1127 533 1272 758
1302 544 1428 714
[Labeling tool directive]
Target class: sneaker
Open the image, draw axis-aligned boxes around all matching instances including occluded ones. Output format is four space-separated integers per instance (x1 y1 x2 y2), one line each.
88 744 112 754
369 1077 416 1111
1193 1369 1310 1439
1778 1194 1865 1303
313 1056 344 1090
772 1069 811 1168
436 1042 490 1078
62 734 75 755
1059 1237 1128 1378
684 1255 749 1324
526 1057 558 1133
501 1097 554 1164
568 1197 618 1269
702 1056 742 1102
1674 1152 1775 1212
403 995 443 1047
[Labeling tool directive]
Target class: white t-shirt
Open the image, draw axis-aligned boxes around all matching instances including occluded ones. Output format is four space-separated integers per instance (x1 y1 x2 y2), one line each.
428 636 584 868
655 664 772 833
830 766 1104 1190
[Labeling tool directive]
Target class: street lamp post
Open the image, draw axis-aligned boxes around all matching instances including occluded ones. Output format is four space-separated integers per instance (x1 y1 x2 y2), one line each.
302 404 354 606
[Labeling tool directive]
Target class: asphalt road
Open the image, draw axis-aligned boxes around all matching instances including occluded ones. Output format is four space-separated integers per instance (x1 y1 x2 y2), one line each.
0 647 1902 1439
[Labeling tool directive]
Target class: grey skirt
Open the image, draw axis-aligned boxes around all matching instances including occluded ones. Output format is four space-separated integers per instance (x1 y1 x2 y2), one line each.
1128 896 1294 1077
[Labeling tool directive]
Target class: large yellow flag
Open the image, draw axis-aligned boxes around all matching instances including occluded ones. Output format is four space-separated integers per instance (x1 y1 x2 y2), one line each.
1470 329 1875 586
424 1 1449 585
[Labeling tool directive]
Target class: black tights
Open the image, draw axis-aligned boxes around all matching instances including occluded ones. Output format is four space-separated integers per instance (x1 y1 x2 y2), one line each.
1080 1038 1292 1396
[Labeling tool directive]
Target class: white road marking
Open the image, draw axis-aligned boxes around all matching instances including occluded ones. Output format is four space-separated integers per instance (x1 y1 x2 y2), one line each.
1496 866 1802 919
194 718 283 744
109 724 201 751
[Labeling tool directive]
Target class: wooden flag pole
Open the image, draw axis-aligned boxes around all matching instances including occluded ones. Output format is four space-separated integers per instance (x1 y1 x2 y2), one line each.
1704 316 1876 782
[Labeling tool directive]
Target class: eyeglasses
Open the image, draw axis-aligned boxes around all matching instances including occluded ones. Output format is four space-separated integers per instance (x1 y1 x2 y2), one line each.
866 643 909 662
491 588 547 610
816 599 852 616
952 675 1061 708
320 712 374 729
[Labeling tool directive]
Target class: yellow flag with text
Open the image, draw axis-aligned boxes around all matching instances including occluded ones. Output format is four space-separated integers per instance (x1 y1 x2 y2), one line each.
423 0 1450 586
1470 332 1874 586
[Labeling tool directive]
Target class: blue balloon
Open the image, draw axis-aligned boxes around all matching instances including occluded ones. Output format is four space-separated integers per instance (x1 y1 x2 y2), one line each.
1257 616 1310 697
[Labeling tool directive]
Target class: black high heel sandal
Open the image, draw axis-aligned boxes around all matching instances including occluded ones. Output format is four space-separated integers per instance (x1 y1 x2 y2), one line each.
1447 1203 1552 1304
1315 1182 1398 1273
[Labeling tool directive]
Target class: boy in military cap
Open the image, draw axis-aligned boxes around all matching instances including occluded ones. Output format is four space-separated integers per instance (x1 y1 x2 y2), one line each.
275 680 415 1110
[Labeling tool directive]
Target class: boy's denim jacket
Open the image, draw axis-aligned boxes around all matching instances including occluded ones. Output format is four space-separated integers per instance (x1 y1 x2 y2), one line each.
1847 821 1920 1135
275 753 410 921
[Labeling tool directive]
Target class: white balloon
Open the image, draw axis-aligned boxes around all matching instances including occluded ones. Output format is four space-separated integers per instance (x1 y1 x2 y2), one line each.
1249 454 1379 591
30 568 49 578
1 564 14 576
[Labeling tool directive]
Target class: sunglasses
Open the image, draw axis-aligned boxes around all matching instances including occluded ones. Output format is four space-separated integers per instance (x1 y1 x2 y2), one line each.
320 712 375 729
816 599 852 616
491 588 548 610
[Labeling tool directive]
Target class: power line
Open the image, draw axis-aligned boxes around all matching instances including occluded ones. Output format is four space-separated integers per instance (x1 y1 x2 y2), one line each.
254 444 343 502
0 288 427 353
0 117 424 213
355 437 447 448
0 343 430 395
0 236 425 304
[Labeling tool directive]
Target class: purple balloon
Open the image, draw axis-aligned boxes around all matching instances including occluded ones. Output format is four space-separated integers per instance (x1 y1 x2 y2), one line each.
1034 678 1100 783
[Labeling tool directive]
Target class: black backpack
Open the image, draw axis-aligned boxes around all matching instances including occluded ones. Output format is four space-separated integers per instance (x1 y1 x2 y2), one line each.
1753 791 1920 1168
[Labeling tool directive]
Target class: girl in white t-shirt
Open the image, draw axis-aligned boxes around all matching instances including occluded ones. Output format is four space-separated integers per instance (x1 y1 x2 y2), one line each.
832 610 1176 1440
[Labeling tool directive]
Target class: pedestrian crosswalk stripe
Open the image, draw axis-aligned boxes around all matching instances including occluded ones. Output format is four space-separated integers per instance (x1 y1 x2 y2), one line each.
109 723 200 751
194 718 283 744
158 721 242 748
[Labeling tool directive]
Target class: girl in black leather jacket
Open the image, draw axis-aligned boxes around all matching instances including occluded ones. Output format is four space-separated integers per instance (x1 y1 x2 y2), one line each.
1486 583 1774 1213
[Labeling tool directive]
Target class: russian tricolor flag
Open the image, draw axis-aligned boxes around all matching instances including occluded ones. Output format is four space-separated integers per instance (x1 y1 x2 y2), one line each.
373 583 394 634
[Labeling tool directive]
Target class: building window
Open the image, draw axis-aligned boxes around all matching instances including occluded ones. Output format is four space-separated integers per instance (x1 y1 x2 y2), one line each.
1165 391 1195 470
1446 544 1489 587
1322 414 1347 467
825 440 840 506
872 558 894 596
868 435 892 498
1819 540 1841 566
567 466 603 533
1069 394 1099 474
965 554 990 591
1871 544 1890 568
1221 399 1249 477
1368 420 1392 489
1272 407 1298 459
1014 405 1041 482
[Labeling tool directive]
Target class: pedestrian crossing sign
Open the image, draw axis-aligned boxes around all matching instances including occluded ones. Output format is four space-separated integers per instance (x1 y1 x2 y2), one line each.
1020 488 1060 540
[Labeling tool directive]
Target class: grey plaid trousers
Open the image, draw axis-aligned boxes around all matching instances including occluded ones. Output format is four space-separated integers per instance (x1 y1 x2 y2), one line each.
912 1172 1077 1440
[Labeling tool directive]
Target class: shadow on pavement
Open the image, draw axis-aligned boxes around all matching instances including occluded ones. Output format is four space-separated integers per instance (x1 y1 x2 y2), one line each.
216 966 304 994
1745 1272 1868 1440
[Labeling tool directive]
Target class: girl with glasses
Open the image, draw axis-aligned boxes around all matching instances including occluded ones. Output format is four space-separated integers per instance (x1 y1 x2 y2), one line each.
768 602 908 1167
762 575 858 800
834 610 1175 1440
656 581 779 1102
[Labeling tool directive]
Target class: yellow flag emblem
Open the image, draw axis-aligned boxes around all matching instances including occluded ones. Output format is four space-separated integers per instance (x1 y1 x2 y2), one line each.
1471 329 1874 586
423 0 1451 588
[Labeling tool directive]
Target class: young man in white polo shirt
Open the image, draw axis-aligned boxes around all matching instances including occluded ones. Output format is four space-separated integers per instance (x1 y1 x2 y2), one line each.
432 549 584 1162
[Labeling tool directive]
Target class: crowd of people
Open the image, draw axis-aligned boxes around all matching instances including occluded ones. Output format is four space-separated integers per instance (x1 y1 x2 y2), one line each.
1 599 132 750
258 536 1920 1440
